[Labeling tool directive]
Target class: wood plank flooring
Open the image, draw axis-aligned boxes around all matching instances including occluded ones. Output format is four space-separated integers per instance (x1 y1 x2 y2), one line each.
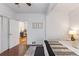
0 44 28 56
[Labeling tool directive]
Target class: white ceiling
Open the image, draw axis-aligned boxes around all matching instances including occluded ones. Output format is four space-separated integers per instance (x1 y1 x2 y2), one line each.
56 4 79 12
5 3 49 14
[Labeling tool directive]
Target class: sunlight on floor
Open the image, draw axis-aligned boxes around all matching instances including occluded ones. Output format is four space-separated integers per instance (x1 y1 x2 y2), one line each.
19 37 27 45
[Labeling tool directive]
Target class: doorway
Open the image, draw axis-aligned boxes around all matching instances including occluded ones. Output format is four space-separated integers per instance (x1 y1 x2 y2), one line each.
18 21 28 55
19 21 28 45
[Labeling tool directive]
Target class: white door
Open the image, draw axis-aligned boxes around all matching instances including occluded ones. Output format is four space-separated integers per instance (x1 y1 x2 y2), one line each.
9 19 19 48
1 16 9 52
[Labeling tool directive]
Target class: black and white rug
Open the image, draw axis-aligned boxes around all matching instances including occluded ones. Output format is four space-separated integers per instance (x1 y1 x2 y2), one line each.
34 46 45 56
45 40 78 56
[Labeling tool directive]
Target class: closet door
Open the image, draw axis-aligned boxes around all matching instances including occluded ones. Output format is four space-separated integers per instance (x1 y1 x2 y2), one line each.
1 16 9 52
9 19 19 48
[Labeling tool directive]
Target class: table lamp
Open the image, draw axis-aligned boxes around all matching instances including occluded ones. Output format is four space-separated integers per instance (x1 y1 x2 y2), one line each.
69 30 77 41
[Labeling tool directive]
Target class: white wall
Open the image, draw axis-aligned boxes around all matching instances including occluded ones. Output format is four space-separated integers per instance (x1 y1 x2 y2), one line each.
15 13 45 45
0 16 1 53
46 4 70 41
69 7 79 37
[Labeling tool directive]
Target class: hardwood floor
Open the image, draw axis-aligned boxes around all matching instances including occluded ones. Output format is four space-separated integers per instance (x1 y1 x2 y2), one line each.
0 44 28 56
24 46 36 56
0 36 28 56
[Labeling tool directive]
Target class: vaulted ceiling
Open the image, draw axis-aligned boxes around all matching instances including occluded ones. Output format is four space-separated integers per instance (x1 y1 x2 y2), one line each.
5 3 49 14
